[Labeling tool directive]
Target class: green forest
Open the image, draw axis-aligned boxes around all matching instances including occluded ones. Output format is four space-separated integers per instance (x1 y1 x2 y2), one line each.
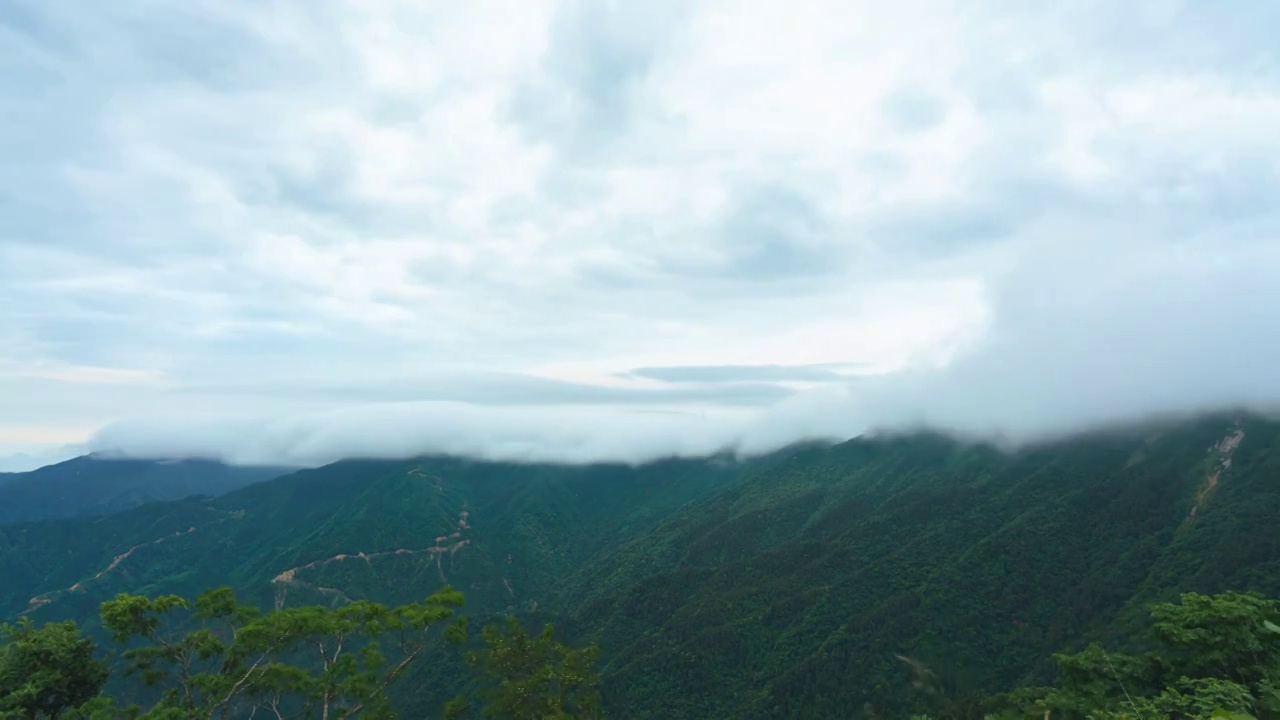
3 412 1279 718
5 588 1279 718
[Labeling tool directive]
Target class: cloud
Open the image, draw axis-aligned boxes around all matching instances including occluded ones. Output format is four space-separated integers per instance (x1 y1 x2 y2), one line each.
3 0 1280 468
176 371 796 407
625 364 863 384
89 403 748 468
735 235 1280 453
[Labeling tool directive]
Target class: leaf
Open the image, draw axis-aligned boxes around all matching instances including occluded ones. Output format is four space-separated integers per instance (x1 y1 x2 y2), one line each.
1263 619 1280 635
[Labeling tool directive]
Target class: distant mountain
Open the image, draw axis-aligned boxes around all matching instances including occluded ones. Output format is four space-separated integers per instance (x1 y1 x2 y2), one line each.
0 446 85 473
0 455 289 524
0 454 739 622
0 456 38 475
2 414 1278 718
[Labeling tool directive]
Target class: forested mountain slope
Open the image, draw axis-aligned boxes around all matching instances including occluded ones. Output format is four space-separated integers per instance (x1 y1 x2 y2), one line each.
2 413 1277 718
0 455 287 524
554 414 1280 718
0 455 739 626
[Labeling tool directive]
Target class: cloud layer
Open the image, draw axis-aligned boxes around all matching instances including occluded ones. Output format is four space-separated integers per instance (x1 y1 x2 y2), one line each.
3 0 1279 469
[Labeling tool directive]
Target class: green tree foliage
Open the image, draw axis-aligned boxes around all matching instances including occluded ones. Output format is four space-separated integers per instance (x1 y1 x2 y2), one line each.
0 587 607 719
97 586 466 719
0 618 109 719
445 615 602 720
980 591 1280 719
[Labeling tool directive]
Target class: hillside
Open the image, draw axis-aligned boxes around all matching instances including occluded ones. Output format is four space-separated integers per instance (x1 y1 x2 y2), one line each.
553 414 1280 718
0 455 288 525
2 414 1278 717
1 455 739 625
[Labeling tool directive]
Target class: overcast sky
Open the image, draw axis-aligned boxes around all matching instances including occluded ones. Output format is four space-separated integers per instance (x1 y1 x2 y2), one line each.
3 0 1279 470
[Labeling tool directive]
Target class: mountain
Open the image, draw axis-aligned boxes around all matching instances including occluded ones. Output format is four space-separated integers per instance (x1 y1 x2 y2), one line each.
550 414 1280 718
0 455 289 525
2 413 1278 718
0 454 740 623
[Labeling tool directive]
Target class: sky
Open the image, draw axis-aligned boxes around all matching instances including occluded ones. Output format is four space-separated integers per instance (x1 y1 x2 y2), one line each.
3 0 1280 470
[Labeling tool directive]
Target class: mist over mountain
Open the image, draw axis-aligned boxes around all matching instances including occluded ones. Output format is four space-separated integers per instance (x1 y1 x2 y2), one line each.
82 241 1280 465
6 2 1280 718
78 221 1280 467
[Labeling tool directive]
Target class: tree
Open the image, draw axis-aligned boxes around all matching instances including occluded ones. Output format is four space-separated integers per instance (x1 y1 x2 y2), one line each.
982 591 1280 720
99 586 467 719
445 615 602 720
1148 591 1280 687
0 618 109 719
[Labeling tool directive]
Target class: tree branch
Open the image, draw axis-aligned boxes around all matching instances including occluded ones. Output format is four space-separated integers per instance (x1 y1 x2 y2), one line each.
335 647 424 720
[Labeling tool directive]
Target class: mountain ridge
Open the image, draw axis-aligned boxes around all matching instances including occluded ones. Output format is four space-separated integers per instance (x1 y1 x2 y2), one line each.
0 455 289 525
3 411 1278 717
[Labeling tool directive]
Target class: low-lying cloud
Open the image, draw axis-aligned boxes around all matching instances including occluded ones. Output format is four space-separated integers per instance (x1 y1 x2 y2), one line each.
86 232 1280 467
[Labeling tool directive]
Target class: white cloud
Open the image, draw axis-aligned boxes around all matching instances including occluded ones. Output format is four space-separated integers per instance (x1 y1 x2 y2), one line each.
2 0 1279 467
